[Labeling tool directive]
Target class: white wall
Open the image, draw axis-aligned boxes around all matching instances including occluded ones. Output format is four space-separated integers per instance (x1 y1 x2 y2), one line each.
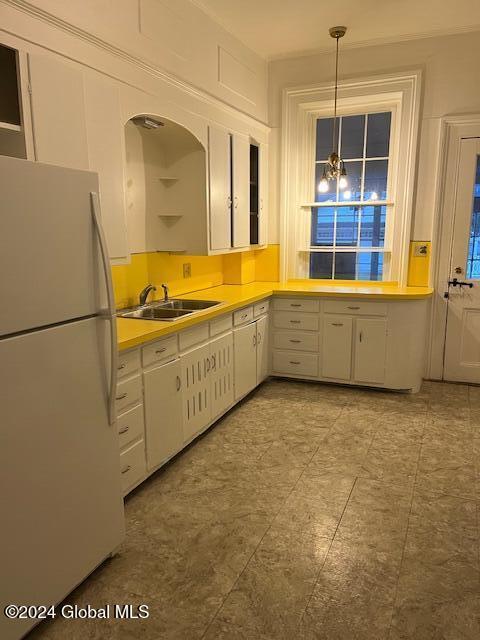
268 30 480 244
1 0 267 122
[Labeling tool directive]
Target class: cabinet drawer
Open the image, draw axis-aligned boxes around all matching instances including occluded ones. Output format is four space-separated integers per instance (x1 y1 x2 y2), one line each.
273 330 319 352
273 350 318 377
119 439 146 494
234 306 254 326
179 323 209 351
254 299 270 317
117 348 141 380
117 403 144 450
142 335 178 367
210 313 232 337
115 374 142 414
273 311 319 331
273 298 320 313
323 300 387 316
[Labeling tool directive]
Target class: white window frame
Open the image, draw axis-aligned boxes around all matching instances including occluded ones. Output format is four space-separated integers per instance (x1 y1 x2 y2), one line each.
280 71 422 283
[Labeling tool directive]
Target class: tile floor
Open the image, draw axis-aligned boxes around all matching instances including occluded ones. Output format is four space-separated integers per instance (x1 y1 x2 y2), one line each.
28 379 480 639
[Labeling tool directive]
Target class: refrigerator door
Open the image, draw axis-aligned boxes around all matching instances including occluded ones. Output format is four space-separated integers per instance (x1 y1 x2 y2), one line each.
0 156 105 337
0 317 125 640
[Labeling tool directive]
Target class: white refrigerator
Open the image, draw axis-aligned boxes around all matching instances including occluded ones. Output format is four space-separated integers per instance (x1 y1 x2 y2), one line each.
0 157 125 640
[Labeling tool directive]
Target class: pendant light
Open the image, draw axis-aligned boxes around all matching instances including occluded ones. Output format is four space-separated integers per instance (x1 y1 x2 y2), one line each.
318 26 348 194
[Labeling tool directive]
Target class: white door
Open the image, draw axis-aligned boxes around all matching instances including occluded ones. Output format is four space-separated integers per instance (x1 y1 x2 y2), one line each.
181 342 211 441
232 133 250 248
84 74 128 261
144 358 183 470
210 332 234 419
28 53 89 170
0 318 124 640
258 142 268 246
321 315 353 380
353 318 387 384
234 322 257 400
444 138 480 382
256 315 269 383
208 125 231 251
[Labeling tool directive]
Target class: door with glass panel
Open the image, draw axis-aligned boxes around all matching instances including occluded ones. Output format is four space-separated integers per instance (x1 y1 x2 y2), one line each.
443 138 480 383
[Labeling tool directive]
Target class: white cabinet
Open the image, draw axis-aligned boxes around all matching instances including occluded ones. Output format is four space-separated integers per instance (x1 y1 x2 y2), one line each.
234 322 258 400
144 358 183 471
256 314 269 383
208 125 231 251
232 133 250 248
353 318 387 384
181 342 211 441
321 315 353 381
28 53 89 170
210 332 234 419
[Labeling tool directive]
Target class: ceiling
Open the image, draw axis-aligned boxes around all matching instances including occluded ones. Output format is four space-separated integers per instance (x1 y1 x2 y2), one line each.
192 0 480 59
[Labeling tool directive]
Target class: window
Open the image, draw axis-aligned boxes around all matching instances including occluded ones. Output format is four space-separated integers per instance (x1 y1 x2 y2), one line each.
310 112 391 280
467 155 480 279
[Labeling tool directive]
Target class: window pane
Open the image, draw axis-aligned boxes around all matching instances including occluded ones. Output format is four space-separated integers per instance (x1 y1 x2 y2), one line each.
334 252 356 279
316 118 335 161
364 159 388 200
315 163 337 202
311 207 335 246
339 160 362 202
335 207 359 246
340 115 365 159
467 156 480 279
310 252 333 278
360 206 386 247
366 112 391 157
356 252 384 281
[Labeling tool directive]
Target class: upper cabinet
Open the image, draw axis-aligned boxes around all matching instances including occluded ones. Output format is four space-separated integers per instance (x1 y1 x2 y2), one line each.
249 141 268 246
0 44 28 160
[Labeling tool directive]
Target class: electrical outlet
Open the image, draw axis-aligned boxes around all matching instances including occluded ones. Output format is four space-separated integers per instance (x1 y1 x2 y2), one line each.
413 243 429 257
183 263 191 278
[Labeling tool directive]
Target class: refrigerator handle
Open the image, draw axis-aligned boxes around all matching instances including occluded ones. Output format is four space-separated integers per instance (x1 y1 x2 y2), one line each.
90 192 117 426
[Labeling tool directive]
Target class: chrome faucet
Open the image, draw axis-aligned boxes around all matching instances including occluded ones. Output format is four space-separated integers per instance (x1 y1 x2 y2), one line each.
161 283 169 302
139 284 156 306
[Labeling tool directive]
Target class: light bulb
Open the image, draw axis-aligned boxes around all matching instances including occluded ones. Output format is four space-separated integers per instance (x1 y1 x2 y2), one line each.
343 189 352 200
339 176 348 189
318 179 329 193
370 191 378 200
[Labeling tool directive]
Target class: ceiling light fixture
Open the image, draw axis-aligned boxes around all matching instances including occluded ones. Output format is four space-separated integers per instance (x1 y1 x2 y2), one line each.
318 26 348 194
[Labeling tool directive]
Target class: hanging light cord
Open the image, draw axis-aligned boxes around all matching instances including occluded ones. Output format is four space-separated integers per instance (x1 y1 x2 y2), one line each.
332 34 339 155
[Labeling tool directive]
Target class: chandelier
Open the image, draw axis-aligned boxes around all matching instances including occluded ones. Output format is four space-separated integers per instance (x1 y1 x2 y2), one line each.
318 26 348 194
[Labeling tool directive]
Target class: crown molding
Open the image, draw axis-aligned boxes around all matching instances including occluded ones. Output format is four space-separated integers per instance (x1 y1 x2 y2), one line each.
1 0 269 129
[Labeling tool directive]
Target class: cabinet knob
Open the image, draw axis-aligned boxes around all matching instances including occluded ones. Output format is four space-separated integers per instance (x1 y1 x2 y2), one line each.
289 361 301 365
290 320 301 324
332 323 343 327
211 354 217 371
289 339 301 343
116 392 127 400
176 375 181 391
117 363 126 370
119 425 129 435
155 347 167 354
347 306 360 310
121 465 131 474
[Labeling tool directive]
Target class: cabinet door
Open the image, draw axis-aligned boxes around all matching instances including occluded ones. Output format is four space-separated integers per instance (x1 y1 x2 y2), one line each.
232 133 250 248
144 358 183 470
84 75 128 260
354 318 387 384
258 142 268 246
208 125 231 251
210 332 234 420
234 322 257 400
181 342 211 441
256 315 269 383
321 315 353 380
28 53 89 170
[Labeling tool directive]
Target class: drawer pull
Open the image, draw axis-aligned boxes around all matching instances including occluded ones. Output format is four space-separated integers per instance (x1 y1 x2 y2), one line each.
241 313 248 319
116 392 127 400
117 363 126 370
119 425 129 435
347 306 360 310
176 375 182 391
155 347 167 354
359 331 363 343
290 303 302 307
290 320 301 324
290 360 301 365
121 465 131 474
332 323 343 327
289 339 301 343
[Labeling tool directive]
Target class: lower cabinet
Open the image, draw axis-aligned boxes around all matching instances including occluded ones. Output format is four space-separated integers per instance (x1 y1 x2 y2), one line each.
321 315 353 380
143 358 183 471
353 317 387 384
210 332 234 420
256 314 269 384
234 314 270 400
181 342 212 441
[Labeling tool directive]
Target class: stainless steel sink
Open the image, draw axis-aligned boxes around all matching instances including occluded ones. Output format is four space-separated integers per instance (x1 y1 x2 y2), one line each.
118 298 222 321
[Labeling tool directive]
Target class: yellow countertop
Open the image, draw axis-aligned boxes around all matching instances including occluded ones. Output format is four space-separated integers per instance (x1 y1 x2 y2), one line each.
117 280 433 351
